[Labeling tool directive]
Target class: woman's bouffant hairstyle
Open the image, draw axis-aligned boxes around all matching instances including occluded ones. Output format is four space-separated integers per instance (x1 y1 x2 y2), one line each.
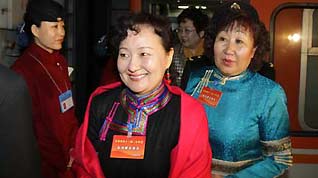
108 13 173 58
204 0 269 71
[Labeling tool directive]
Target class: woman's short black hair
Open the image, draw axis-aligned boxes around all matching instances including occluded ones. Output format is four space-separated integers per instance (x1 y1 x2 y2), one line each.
109 13 173 58
204 0 269 71
177 7 209 33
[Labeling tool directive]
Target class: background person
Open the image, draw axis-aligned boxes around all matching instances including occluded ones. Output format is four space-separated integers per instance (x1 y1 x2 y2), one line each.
0 64 41 178
185 1 292 177
71 13 212 178
169 7 211 88
11 1 78 178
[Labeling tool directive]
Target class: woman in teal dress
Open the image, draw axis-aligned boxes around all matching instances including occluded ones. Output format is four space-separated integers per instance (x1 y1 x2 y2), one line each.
185 1 292 177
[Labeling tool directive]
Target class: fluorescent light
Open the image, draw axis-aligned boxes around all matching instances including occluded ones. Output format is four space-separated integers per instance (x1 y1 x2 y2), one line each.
178 5 189 9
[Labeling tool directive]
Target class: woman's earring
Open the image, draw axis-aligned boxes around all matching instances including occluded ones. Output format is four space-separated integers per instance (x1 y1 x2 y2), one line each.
164 69 171 85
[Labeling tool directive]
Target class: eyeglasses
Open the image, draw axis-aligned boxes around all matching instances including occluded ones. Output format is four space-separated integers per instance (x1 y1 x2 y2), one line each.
176 28 196 35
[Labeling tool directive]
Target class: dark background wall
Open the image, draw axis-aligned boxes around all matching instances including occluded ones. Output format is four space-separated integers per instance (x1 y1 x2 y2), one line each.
74 0 130 121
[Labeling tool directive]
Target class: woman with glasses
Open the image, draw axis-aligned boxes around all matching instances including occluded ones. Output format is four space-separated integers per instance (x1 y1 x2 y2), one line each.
169 7 211 89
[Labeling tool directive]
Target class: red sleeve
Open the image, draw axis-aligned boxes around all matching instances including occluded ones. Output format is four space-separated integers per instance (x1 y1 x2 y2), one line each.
71 82 122 178
168 86 212 178
71 136 105 178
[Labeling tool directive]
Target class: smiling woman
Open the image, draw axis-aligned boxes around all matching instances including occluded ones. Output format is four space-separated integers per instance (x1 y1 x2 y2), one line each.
71 12 212 178
116 24 173 96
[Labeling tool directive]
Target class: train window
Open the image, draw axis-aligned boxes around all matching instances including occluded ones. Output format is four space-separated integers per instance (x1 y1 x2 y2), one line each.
301 9 318 131
271 3 318 134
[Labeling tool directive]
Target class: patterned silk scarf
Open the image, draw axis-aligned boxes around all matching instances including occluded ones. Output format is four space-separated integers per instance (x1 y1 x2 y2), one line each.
99 83 172 140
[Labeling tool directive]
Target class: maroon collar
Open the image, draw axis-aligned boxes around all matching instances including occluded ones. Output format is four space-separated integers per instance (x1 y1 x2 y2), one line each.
27 43 62 66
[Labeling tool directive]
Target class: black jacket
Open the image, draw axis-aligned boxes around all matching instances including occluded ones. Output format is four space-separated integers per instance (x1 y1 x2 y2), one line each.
0 64 41 178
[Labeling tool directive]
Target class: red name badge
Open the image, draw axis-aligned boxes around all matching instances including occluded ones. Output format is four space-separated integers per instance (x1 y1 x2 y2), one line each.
110 135 146 159
198 87 222 107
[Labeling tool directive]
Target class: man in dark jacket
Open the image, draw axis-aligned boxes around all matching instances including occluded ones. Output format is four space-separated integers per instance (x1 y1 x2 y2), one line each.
0 64 41 178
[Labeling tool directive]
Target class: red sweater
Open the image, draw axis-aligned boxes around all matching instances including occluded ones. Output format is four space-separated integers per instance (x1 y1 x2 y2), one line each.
11 43 78 178
71 82 212 178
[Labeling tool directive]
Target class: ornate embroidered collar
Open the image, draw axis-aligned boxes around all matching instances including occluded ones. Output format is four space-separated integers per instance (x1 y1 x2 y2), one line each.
212 67 247 85
190 67 248 96
112 83 172 136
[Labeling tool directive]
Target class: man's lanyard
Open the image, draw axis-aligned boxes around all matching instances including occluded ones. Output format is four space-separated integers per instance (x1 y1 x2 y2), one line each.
28 52 68 94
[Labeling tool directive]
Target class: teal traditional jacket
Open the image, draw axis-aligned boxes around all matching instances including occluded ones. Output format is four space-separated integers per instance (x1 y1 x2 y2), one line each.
185 65 292 178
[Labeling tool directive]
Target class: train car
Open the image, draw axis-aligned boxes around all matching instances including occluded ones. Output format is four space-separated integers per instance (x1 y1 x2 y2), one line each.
252 1 318 177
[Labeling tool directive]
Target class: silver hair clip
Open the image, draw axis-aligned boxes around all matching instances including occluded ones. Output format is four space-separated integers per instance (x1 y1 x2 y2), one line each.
231 2 240 10
19 22 25 33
